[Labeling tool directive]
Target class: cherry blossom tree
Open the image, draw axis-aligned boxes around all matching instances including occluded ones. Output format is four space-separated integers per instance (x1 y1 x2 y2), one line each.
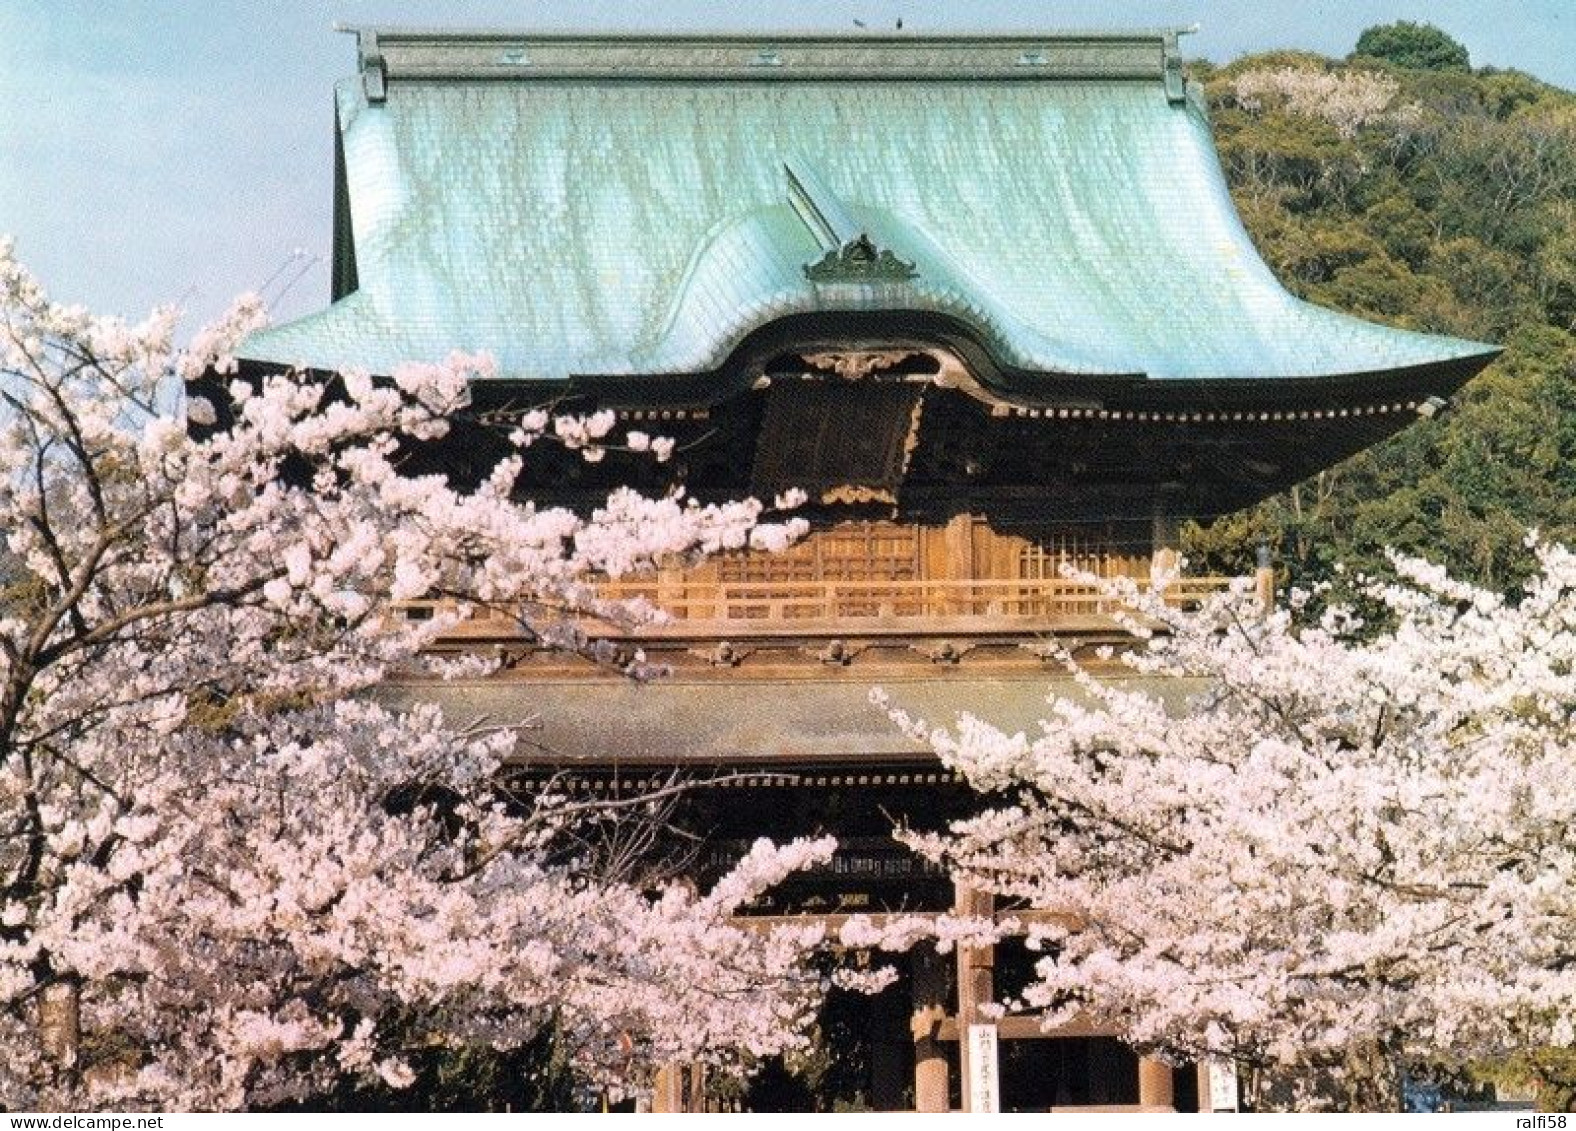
0 240 825 1110
1230 65 1403 140
893 552 1576 1110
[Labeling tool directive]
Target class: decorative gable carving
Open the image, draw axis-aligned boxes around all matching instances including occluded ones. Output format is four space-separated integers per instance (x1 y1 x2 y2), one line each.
804 235 918 283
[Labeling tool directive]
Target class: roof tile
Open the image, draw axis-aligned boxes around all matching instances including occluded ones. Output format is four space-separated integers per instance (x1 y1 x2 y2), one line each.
240 34 1496 383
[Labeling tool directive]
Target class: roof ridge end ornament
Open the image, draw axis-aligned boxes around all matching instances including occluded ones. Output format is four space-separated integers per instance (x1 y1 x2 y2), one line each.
1162 27 1196 105
352 28 389 102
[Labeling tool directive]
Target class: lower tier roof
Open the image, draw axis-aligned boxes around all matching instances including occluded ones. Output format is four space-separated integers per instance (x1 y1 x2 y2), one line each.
373 673 1204 765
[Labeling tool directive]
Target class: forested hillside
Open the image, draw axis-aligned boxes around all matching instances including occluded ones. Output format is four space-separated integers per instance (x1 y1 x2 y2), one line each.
1184 23 1576 592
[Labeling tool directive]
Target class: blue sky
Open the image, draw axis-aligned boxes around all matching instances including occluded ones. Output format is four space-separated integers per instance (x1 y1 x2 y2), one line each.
1 1 1571 331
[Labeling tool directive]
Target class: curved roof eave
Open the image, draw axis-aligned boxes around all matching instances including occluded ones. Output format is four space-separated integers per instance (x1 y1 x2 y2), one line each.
235 31 1499 390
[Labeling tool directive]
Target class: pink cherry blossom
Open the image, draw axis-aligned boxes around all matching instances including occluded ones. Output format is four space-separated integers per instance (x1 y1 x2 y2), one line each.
899 554 1576 1110
0 244 822 1110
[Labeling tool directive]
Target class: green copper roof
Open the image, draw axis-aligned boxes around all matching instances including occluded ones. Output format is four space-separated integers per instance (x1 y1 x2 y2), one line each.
238 30 1496 383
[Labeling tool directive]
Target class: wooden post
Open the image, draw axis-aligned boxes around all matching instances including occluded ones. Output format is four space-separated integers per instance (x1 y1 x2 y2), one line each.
651 1063 683 1113
1138 1057 1175 1109
943 513 975 582
1151 547 1181 584
1255 543 1275 613
911 945 950 1113
1151 489 1183 604
942 512 977 613
1197 1062 1214 1113
954 883 995 1111
39 981 79 1070
1151 496 1181 554
656 561 683 617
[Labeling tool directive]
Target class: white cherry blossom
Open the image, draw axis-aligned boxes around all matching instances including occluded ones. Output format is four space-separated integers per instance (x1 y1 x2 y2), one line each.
902 553 1576 1110
0 243 822 1110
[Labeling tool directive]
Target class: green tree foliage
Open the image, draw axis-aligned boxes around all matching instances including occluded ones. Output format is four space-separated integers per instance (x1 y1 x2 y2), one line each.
1186 44 1576 593
1353 21 1471 72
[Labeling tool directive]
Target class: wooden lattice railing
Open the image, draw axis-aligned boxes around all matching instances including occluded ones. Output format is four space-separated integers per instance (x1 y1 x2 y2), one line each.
398 574 1242 639
593 576 1232 622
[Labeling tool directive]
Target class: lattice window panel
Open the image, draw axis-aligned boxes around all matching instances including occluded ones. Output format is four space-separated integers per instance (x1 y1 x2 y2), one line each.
1017 532 1133 581
718 522 921 584
717 541 818 584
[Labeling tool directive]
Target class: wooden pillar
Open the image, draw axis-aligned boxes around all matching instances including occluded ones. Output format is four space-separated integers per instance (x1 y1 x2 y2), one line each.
1151 485 1182 549
651 1063 684 1113
1151 485 1182 590
954 883 995 1111
656 561 683 616
39 981 79 1069
1151 546 1181 585
1197 1062 1215 1113
1138 1057 1175 1110
1255 543 1275 613
911 945 950 1113
1150 487 1181 609
942 512 976 580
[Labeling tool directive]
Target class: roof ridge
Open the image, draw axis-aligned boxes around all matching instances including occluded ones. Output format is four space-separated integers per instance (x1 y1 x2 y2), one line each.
345 27 1194 100
336 25 1199 42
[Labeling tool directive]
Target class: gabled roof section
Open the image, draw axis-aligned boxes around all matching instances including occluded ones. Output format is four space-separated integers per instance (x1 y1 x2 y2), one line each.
238 28 1497 385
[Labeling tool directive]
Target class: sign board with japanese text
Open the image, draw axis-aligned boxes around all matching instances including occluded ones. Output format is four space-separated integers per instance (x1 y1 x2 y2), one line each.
967 1023 1000 1113
1208 1059 1240 1112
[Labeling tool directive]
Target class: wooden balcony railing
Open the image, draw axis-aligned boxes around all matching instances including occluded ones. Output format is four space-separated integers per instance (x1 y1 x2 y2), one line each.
399 575 1241 640
594 576 1231 623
